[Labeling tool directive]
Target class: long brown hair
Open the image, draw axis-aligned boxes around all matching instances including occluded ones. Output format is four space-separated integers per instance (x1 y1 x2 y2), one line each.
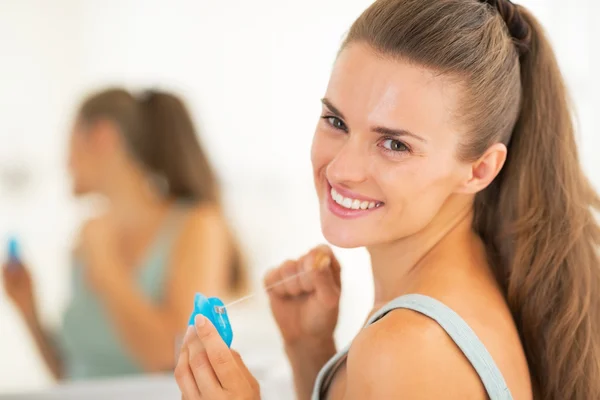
345 1 600 398
78 88 247 294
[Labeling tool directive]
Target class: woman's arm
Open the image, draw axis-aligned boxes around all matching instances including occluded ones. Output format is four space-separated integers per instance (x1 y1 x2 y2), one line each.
263 245 342 400
23 313 64 380
286 339 337 400
88 205 232 372
2 265 64 380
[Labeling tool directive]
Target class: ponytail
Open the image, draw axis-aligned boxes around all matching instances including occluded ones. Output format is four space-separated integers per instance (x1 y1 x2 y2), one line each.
344 0 599 397
137 90 218 202
474 7 600 399
138 91 249 294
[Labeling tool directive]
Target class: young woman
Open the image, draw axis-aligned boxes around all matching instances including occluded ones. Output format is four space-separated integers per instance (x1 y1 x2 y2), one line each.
2 88 247 380
175 0 600 399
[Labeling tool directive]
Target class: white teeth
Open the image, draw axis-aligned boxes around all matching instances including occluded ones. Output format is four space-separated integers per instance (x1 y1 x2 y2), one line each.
330 187 381 210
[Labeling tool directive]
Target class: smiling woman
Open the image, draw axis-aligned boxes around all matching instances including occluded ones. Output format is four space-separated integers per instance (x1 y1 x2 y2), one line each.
175 0 600 399
312 55 470 249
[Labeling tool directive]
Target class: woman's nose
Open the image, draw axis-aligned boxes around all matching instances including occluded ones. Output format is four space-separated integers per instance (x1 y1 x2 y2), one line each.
326 137 369 185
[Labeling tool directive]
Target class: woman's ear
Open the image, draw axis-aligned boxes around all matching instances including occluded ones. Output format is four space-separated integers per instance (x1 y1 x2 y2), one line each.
457 143 507 194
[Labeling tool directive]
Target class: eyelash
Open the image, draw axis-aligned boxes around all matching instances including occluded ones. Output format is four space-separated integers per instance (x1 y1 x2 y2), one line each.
379 138 411 155
321 115 348 132
320 115 412 155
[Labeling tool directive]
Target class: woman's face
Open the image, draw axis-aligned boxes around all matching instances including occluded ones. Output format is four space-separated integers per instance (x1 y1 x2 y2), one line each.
67 118 118 196
312 43 480 248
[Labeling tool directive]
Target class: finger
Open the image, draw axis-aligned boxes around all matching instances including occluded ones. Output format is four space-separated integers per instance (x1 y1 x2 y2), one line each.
298 261 315 293
194 315 244 391
231 350 260 393
308 252 341 308
281 260 303 296
178 325 198 364
264 267 284 297
314 244 341 271
186 324 221 396
290 246 337 295
182 324 197 347
264 261 291 296
174 338 202 400
313 244 342 288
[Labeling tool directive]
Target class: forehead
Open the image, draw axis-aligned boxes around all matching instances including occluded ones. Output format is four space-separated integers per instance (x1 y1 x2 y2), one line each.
326 43 464 144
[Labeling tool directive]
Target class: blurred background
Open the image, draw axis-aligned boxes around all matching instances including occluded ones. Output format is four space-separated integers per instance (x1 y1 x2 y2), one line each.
0 0 597 398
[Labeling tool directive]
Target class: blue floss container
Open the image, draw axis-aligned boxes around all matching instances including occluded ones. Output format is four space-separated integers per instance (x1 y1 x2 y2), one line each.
188 293 233 347
8 236 19 261
6 236 20 268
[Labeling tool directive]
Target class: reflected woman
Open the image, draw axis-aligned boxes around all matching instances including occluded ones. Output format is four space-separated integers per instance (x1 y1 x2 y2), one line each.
3 88 247 380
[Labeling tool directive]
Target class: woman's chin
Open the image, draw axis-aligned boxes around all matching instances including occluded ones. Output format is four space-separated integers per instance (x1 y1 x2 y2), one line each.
321 224 366 249
72 184 89 197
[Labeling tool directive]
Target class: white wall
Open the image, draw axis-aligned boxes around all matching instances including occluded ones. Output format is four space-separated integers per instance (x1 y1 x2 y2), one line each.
0 0 84 391
0 0 598 394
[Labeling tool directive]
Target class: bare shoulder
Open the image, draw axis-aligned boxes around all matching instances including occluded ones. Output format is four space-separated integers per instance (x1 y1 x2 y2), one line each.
179 202 228 241
166 202 232 298
344 308 487 399
187 202 224 224
168 202 229 266
171 202 231 269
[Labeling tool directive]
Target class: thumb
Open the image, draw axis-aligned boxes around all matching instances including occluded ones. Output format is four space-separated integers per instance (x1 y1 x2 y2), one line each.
313 255 341 308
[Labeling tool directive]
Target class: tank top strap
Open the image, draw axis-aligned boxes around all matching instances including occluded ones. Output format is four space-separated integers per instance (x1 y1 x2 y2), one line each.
149 202 191 256
136 202 191 299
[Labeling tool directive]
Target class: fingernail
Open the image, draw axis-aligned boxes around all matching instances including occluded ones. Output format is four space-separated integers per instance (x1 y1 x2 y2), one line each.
185 325 195 338
315 254 331 270
195 314 206 327
182 325 195 342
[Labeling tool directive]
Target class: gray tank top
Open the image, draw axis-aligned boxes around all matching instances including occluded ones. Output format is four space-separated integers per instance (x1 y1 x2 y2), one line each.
312 294 513 399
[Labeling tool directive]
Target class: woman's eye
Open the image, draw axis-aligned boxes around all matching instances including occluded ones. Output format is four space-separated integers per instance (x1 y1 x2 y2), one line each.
323 116 347 131
382 139 409 152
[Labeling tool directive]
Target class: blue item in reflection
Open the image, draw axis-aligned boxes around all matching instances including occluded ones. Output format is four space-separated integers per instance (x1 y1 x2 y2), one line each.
7 236 20 266
188 293 233 347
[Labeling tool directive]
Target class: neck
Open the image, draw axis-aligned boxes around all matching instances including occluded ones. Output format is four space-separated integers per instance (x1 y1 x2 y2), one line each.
368 201 474 307
101 164 168 227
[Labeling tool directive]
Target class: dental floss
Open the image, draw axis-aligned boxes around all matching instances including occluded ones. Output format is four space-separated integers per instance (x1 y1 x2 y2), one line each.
179 268 314 350
183 253 331 348
184 268 315 348
215 267 314 313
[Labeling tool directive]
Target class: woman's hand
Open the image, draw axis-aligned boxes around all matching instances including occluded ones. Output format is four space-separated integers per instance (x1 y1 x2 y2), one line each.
2 262 36 321
266 244 341 347
3 262 64 380
175 315 260 400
